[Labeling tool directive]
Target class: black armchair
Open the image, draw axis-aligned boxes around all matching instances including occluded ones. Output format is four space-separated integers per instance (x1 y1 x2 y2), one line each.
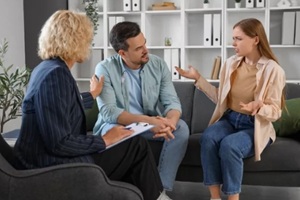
0 133 143 200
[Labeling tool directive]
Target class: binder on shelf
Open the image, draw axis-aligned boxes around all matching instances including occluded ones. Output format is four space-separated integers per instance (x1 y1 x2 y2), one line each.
246 0 254 8
123 0 131 11
171 49 180 80
295 12 300 45
282 12 296 45
213 14 221 46
256 0 265 7
203 14 212 46
132 0 141 11
164 49 172 72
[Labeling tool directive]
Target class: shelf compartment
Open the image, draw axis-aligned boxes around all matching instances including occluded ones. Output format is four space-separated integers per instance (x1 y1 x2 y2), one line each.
184 48 222 79
145 13 181 46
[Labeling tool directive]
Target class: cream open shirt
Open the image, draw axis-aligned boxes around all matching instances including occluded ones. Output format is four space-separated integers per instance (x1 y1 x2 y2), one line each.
195 55 286 161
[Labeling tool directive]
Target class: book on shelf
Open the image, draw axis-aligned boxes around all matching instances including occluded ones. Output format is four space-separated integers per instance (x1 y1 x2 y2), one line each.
210 57 217 79
152 2 176 10
210 56 221 80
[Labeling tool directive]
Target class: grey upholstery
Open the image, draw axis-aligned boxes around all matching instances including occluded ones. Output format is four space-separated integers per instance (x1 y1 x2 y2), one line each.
150 82 300 187
0 133 143 200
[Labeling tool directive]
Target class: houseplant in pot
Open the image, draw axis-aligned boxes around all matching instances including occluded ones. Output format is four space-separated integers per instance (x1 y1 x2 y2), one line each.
0 39 31 133
235 0 242 8
203 0 209 9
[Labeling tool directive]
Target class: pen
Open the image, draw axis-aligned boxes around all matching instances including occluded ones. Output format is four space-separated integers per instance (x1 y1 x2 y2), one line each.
136 122 149 127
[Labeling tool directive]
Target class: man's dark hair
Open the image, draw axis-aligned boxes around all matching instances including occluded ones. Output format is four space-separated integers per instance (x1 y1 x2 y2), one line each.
109 21 141 52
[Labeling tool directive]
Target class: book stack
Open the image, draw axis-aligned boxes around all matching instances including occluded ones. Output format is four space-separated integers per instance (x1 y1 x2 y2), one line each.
210 56 221 80
152 2 176 10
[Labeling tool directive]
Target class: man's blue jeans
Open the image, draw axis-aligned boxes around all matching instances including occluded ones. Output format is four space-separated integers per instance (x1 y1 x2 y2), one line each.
100 119 189 191
200 109 255 195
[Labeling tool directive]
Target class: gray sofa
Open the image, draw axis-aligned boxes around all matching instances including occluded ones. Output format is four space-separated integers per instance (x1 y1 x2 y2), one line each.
149 81 300 187
85 81 300 187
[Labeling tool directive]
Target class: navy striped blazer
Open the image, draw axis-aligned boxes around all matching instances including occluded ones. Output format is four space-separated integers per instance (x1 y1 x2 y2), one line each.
14 58 105 169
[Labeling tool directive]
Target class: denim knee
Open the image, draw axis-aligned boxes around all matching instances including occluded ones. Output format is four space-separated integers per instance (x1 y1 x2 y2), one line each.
173 119 189 141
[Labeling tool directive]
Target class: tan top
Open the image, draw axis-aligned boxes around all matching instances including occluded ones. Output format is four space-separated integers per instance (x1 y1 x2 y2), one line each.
195 55 285 161
228 61 258 115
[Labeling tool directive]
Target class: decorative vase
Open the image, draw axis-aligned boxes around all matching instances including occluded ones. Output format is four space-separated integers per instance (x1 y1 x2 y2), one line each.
235 2 241 8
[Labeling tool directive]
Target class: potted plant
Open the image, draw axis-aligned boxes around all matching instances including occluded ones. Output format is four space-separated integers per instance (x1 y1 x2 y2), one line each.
82 0 100 39
0 39 31 133
203 0 209 9
235 0 242 8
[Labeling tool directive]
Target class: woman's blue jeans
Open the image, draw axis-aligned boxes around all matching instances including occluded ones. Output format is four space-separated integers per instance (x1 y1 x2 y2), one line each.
200 109 255 195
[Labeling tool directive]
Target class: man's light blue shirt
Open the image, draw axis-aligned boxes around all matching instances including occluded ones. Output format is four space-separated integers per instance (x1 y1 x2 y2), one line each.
93 54 182 135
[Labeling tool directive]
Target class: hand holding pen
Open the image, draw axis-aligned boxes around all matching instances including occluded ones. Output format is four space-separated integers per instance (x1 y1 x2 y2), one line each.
102 125 134 147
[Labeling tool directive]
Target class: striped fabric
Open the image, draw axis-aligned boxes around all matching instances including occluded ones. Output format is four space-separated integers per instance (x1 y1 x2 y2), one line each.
14 58 105 169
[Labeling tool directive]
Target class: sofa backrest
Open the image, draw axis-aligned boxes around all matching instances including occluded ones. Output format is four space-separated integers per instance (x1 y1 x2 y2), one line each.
86 82 300 134
285 83 300 99
173 82 300 135
172 81 195 129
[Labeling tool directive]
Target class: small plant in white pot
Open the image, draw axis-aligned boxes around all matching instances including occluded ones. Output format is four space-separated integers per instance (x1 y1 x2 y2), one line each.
203 0 209 9
235 0 242 8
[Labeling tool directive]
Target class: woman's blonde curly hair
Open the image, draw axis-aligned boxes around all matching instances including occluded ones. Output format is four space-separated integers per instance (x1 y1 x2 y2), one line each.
38 10 94 63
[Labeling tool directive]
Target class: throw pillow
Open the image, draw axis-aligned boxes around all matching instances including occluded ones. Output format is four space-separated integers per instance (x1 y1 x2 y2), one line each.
272 98 300 137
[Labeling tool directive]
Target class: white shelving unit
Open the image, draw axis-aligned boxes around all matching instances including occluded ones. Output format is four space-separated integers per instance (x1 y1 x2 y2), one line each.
69 0 300 91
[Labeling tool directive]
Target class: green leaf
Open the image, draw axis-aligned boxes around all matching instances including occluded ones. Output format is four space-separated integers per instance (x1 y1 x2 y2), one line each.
0 38 31 133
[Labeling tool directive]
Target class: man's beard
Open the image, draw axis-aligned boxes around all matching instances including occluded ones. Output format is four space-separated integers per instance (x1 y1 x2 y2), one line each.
139 53 149 65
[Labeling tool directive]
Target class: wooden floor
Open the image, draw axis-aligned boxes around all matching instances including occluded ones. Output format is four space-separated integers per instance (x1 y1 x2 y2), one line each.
167 181 300 200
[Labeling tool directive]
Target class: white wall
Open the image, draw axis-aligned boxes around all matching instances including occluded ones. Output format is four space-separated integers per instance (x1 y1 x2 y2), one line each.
0 0 25 132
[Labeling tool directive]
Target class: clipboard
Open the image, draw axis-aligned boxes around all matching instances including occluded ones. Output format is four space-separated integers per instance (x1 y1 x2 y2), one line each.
105 122 154 150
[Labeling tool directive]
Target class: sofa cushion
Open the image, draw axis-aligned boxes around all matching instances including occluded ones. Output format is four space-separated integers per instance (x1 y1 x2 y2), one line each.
285 83 300 99
272 98 300 137
243 136 300 172
178 134 300 172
